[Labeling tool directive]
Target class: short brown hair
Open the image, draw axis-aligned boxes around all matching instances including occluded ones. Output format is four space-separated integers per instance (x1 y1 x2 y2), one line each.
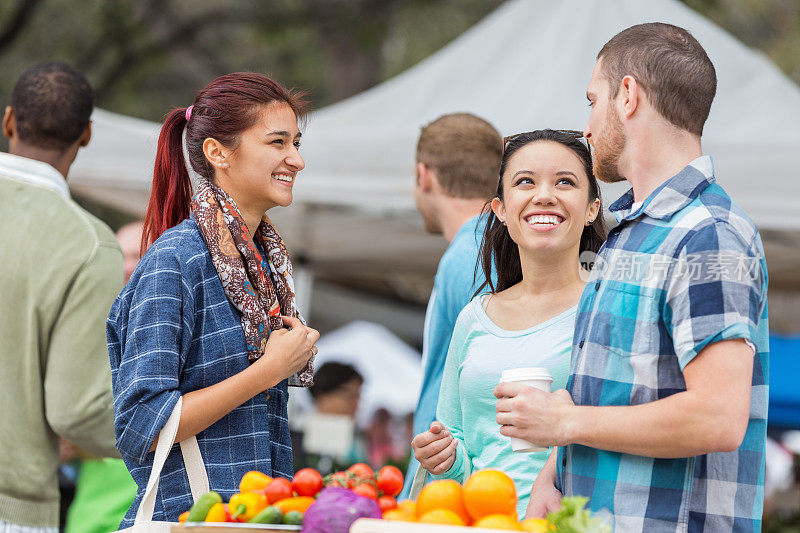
597 23 716 136
416 113 502 199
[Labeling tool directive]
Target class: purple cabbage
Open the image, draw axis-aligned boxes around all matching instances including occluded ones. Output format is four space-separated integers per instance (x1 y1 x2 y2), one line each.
302 487 381 533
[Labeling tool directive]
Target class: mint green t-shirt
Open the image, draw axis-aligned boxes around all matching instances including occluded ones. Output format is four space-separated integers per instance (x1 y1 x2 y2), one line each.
432 294 575 518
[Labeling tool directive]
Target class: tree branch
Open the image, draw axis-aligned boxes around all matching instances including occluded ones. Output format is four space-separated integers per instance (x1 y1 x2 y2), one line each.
0 0 45 56
92 7 252 98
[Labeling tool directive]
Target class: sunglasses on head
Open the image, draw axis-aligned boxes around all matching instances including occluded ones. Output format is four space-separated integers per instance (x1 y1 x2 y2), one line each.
502 129 588 151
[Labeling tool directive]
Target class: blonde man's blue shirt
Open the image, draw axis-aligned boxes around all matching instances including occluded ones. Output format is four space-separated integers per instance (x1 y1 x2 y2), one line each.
558 156 769 532
401 215 488 498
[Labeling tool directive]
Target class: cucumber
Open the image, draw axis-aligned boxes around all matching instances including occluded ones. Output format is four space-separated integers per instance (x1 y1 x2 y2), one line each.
283 511 303 526
186 491 223 522
248 505 283 524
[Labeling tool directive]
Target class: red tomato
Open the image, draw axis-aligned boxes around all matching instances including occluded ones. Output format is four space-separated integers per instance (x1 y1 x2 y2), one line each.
378 495 398 512
347 463 374 480
326 471 353 488
261 477 293 504
376 466 404 497
352 483 378 500
292 468 324 497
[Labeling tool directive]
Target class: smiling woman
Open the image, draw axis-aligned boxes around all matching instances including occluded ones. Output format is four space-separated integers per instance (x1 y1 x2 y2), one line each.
482 129 607 293
410 129 608 517
142 73 309 249
107 73 322 526
205 102 306 233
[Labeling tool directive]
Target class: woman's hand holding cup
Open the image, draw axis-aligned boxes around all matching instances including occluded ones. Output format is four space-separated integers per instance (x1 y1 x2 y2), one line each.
411 421 458 475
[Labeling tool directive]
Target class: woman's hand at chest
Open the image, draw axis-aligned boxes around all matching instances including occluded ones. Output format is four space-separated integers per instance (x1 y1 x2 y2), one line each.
254 315 319 382
149 315 319 451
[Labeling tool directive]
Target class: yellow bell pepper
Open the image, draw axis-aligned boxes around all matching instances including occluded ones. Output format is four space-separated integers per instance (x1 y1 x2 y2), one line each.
274 496 315 514
520 517 552 532
239 470 273 493
229 492 267 522
205 503 232 522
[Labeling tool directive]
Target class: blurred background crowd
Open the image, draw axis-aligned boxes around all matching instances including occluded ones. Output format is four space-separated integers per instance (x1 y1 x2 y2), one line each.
1 0 799 531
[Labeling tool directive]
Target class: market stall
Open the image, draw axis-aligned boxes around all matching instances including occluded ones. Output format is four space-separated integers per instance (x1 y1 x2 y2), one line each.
67 0 800 311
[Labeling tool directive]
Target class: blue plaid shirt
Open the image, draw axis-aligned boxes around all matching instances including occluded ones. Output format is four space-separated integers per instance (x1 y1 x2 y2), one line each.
107 217 293 526
557 157 769 532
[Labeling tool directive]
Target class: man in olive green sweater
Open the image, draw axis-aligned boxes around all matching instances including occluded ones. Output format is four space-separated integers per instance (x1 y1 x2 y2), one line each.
0 62 122 532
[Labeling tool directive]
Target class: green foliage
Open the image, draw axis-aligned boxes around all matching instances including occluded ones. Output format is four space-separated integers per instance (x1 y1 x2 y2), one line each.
0 0 796 123
682 0 800 84
0 0 501 119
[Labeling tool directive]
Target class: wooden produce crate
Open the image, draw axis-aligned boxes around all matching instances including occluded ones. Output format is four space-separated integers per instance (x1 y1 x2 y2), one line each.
350 518 520 532
173 523 301 532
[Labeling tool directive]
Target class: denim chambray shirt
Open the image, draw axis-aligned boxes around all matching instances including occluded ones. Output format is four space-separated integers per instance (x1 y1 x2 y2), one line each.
107 216 292 526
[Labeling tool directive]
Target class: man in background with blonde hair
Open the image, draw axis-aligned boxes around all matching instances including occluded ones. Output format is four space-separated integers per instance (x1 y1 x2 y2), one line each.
402 112 502 497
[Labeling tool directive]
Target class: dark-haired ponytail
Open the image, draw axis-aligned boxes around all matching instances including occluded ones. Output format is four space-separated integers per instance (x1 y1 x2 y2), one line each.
141 108 193 254
476 207 521 295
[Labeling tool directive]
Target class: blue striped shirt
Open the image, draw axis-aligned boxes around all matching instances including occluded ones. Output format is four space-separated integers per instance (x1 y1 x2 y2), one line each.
107 217 292 526
557 157 769 532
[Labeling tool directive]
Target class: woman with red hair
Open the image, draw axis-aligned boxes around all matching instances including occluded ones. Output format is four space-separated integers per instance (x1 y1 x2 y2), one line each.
107 73 319 524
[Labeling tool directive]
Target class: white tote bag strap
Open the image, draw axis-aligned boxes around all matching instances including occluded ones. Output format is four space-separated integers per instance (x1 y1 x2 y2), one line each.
181 434 210 500
133 397 209 523
408 463 428 501
408 445 472 501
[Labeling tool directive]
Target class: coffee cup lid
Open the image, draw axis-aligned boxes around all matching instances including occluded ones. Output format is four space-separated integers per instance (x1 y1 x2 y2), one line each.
500 367 553 382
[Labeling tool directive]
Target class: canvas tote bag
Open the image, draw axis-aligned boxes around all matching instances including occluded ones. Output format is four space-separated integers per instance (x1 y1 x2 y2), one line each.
113 397 209 532
408 455 472 500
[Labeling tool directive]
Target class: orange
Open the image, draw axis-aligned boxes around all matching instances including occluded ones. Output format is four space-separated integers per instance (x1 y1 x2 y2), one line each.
418 509 466 526
273 496 315 514
415 479 469 523
382 509 415 522
397 499 416 515
473 513 523 530
463 470 518 521
520 517 551 532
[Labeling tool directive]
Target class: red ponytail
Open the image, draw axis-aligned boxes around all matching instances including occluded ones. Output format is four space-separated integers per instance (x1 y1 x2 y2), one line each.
141 108 193 254
140 72 310 254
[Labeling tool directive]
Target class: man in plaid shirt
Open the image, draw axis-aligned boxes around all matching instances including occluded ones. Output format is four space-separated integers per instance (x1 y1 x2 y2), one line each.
494 23 768 532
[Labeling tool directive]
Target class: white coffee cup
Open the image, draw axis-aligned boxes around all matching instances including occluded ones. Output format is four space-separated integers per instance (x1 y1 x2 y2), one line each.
499 367 553 453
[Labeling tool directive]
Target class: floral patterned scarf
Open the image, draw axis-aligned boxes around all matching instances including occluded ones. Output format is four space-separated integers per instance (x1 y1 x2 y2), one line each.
191 177 313 387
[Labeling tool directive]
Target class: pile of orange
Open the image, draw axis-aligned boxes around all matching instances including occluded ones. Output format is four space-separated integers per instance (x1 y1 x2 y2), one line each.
382 469 552 531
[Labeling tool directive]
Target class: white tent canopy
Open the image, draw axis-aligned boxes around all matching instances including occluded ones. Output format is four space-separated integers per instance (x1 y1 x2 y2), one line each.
70 108 159 214
294 0 800 228
71 0 800 231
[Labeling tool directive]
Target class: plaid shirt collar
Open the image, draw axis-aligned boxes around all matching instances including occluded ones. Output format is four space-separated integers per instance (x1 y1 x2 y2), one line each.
609 155 716 223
